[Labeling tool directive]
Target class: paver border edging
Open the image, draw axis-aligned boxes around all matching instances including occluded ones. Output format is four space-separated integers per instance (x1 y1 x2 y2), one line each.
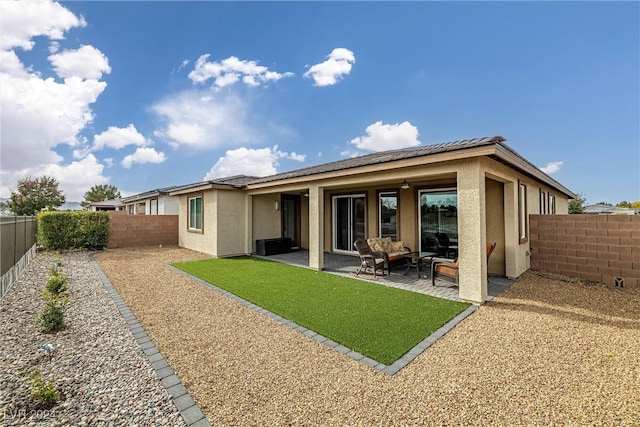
88 255 211 427
167 264 478 376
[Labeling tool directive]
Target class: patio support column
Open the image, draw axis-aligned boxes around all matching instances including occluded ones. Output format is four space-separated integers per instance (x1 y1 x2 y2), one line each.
245 195 253 255
308 185 324 270
457 160 487 304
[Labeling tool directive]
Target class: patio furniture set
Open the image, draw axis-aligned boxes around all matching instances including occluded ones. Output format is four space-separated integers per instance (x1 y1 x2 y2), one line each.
354 237 496 286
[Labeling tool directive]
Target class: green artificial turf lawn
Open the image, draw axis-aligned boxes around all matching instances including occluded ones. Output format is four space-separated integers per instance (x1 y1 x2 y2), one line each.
172 257 470 365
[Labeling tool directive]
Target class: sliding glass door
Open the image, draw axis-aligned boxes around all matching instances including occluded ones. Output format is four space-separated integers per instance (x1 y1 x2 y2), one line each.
419 189 458 254
333 195 366 252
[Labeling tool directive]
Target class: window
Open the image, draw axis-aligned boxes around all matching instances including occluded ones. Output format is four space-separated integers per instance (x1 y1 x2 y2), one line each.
548 194 556 214
419 188 458 253
379 192 398 240
519 181 528 243
188 196 203 231
539 190 546 214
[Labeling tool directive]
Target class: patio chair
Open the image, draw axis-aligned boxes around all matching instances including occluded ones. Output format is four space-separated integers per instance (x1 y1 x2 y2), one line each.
353 238 388 277
431 242 496 286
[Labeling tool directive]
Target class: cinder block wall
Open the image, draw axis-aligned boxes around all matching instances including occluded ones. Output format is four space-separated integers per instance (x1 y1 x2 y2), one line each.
108 212 178 248
530 214 640 289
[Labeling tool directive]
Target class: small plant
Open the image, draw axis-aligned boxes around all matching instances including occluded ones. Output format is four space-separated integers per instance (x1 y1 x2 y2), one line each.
38 294 68 332
24 368 60 404
45 269 68 295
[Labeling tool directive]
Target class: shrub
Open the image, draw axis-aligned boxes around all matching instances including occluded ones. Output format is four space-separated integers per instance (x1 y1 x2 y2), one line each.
38 294 68 332
38 211 109 250
45 266 68 295
24 369 60 404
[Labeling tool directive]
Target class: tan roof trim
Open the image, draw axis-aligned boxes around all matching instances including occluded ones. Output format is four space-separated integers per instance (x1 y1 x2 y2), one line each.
493 144 576 198
169 183 241 196
247 145 496 190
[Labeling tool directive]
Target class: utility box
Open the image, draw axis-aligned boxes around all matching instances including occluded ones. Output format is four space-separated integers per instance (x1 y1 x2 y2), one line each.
256 238 292 256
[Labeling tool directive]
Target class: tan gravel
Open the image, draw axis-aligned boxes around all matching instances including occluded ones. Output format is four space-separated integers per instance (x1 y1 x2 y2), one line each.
94 246 640 426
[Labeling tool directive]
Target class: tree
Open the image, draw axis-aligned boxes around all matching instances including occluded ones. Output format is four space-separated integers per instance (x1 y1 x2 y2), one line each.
631 201 640 209
568 193 586 214
617 201 632 208
9 176 65 215
81 184 121 208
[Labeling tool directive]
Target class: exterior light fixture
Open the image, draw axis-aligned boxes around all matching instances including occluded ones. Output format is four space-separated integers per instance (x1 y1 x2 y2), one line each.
400 180 410 190
275 200 280 211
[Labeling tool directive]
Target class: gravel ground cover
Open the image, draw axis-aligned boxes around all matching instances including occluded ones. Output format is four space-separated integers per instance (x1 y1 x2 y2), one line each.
93 246 640 426
0 251 185 427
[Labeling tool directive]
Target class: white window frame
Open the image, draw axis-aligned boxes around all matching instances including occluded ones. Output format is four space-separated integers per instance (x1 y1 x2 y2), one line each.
519 181 528 243
540 190 546 214
548 194 556 214
188 196 203 232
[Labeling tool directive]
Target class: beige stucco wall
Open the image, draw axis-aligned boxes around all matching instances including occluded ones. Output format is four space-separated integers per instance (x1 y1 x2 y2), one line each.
485 178 506 276
215 190 248 257
251 193 282 253
178 191 217 255
159 195 180 215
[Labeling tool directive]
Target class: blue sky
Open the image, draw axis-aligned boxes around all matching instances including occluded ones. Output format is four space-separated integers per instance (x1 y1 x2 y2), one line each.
1 1 638 204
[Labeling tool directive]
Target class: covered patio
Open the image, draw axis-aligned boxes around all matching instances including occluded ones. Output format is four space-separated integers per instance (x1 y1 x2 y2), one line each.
254 250 515 302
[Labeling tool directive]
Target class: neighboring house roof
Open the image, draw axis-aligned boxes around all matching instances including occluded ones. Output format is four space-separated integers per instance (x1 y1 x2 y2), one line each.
121 186 181 203
169 175 261 195
584 204 639 215
89 198 123 208
169 137 575 198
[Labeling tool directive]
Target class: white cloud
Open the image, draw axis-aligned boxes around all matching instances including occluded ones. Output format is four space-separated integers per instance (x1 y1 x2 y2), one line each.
540 161 564 174
304 48 355 87
49 44 111 80
203 145 305 180
152 89 254 148
93 124 148 150
121 147 166 169
188 54 294 89
0 154 109 201
0 0 109 196
347 121 420 154
0 0 86 51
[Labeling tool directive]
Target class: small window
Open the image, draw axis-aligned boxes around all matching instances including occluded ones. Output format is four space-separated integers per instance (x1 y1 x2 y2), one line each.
379 192 398 240
548 194 556 214
519 181 528 243
188 196 203 231
539 190 546 214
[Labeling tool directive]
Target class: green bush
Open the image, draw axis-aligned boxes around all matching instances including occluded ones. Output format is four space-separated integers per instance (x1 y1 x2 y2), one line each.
24 369 60 404
38 211 109 250
38 294 68 332
45 266 68 295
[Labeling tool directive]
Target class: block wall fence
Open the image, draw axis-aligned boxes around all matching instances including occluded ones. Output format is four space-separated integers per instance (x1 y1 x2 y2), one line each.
108 212 178 249
530 214 640 290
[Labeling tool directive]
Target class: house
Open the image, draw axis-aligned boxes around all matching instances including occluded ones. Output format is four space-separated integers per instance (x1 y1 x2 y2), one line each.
120 187 180 215
169 136 575 304
87 198 124 212
583 204 639 215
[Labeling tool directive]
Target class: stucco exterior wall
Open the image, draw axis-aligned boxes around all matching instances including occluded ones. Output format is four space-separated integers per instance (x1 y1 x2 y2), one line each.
178 191 216 255
215 190 249 257
480 157 569 279
159 196 180 215
252 194 282 253
300 197 309 249
485 177 506 276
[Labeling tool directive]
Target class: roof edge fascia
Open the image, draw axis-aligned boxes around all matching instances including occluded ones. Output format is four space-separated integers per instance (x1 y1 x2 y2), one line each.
246 145 497 190
493 143 576 198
